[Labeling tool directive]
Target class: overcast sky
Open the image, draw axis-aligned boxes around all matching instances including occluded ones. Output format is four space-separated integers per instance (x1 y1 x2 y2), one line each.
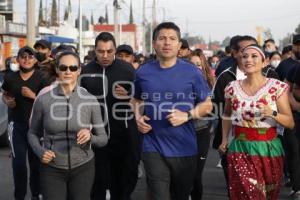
15 0 300 43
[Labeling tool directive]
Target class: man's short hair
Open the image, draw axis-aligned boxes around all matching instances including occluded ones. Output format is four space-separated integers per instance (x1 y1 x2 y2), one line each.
237 35 258 51
95 32 116 48
180 39 189 49
264 39 275 44
282 45 292 55
152 22 181 41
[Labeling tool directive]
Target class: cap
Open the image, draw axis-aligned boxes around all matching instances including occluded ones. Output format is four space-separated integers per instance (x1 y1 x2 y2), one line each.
34 39 52 50
180 39 189 49
116 44 134 54
17 46 36 58
292 34 300 45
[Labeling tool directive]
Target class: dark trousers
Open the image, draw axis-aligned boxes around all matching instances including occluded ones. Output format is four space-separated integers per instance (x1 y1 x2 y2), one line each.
191 126 211 200
40 159 95 200
142 152 197 200
12 122 40 200
284 112 300 192
91 138 139 200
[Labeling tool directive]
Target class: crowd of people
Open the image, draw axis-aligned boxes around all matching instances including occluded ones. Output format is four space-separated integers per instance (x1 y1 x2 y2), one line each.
0 21 300 200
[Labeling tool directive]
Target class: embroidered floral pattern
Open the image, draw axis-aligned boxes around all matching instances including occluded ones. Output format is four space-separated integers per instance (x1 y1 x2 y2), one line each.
232 98 240 111
224 78 288 128
268 87 277 94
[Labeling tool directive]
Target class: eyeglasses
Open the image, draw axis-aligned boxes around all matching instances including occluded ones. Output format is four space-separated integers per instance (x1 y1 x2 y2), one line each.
20 54 35 60
58 64 79 72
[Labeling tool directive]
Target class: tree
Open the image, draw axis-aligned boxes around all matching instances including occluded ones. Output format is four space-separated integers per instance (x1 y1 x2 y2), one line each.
38 0 45 26
211 40 220 46
129 0 134 24
64 8 68 21
295 23 300 34
145 22 152 53
221 36 231 47
64 0 71 21
91 11 94 25
280 33 293 48
98 16 106 24
50 0 59 26
105 5 109 24
185 36 206 47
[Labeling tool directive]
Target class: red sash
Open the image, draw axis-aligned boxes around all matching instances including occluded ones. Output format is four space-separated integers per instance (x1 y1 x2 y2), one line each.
234 126 277 141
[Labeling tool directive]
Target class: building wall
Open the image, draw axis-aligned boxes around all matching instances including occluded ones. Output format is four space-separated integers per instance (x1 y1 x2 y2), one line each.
94 24 137 51
0 35 26 66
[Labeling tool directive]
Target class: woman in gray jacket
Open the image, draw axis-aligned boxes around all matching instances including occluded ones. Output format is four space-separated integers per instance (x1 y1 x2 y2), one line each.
28 51 108 200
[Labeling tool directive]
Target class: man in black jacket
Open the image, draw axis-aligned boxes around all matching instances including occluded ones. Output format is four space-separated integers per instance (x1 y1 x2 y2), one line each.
80 32 140 200
281 35 300 198
34 40 56 85
212 36 279 193
214 35 241 77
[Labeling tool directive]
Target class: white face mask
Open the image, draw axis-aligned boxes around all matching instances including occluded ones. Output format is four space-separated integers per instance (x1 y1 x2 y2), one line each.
270 60 280 68
10 63 20 72
265 48 274 53
211 62 218 68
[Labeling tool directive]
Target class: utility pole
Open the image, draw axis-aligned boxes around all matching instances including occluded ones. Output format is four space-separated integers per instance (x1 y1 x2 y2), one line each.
27 0 35 47
150 0 157 53
185 18 189 37
45 0 48 26
58 0 60 23
113 0 120 46
142 0 146 54
162 8 166 22
78 0 83 59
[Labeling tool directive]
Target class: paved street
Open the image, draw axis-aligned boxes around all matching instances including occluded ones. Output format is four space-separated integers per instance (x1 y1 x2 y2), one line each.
0 146 290 200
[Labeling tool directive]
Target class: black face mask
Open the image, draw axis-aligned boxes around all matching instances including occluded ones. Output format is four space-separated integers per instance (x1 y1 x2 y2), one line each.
20 66 35 73
36 52 47 62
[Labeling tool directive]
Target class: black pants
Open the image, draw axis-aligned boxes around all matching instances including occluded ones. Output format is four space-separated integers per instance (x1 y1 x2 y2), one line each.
91 137 139 200
12 122 40 200
40 159 95 200
142 152 197 200
284 112 300 192
191 126 211 200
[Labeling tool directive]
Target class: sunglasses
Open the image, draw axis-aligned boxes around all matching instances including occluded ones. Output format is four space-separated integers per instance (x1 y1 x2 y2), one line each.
20 54 35 60
58 65 79 72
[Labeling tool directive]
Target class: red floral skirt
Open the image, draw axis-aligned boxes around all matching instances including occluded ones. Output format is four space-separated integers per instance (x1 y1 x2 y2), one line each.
227 126 284 200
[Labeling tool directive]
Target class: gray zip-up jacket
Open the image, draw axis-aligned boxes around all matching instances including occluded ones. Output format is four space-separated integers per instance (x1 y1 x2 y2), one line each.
28 85 108 169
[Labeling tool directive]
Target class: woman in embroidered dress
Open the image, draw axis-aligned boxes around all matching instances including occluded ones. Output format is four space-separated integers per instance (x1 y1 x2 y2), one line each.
219 44 294 200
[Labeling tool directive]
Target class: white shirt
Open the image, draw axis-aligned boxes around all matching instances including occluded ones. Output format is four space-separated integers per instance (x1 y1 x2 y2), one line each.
236 66 247 80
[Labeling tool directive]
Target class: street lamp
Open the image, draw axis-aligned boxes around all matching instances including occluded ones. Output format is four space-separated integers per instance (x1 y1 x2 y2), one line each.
78 0 83 59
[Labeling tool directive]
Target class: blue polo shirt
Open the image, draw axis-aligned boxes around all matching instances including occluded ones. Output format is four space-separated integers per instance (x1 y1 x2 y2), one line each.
134 59 211 157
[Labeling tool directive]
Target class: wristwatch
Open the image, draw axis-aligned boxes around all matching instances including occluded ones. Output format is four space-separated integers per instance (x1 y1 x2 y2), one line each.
272 110 278 117
187 111 193 121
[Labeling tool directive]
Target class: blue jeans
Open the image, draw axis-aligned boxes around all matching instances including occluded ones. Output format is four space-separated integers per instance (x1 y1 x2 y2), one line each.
12 122 40 200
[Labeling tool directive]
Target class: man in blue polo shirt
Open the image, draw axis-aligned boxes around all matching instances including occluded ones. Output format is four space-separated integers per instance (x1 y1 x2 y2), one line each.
131 22 212 200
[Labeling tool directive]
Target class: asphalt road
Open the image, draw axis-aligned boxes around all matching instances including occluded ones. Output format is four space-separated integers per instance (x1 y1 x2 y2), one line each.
0 146 291 200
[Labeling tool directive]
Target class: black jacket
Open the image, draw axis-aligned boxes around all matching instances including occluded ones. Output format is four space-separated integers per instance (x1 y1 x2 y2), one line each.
80 59 137 138
80 59 141 162
212 65 279 149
